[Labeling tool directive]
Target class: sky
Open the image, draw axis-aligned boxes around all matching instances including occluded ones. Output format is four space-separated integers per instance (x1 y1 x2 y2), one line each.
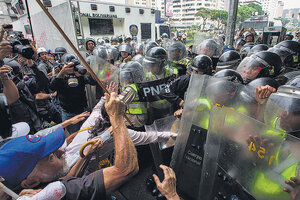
283 0 299 9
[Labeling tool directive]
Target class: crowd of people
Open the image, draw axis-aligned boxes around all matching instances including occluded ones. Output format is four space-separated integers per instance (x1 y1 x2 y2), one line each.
0 21 300 200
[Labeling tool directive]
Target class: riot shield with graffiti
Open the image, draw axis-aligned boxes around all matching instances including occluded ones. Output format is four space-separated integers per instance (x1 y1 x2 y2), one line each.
198 106 300 200
170 74 258 200
89 55 119 87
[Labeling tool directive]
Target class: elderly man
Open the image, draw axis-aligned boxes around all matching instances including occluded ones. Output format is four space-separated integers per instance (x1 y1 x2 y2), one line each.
0 92 139 200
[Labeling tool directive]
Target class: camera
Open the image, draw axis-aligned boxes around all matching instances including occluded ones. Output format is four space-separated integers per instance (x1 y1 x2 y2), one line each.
8 39 34 59
69 58 87 75
6 70 15 80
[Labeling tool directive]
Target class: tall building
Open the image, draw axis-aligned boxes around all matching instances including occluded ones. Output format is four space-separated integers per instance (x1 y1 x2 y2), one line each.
161 0 225 26
0 0 20 24
239 0 261 6
261 0 285 20
128 0 159 8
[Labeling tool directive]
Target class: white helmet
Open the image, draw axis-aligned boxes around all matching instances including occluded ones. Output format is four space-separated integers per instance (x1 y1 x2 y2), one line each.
37 47 48 55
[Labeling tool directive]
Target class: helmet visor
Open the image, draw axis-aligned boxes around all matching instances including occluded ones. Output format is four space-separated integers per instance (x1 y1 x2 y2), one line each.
236 57 263 82
120 70 134 87
265 88 300 133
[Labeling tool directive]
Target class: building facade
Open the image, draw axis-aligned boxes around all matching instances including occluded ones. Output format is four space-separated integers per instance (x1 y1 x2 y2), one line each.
160 0 225 26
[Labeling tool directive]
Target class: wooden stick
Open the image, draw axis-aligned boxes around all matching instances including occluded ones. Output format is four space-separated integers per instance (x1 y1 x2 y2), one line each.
35 0 133 126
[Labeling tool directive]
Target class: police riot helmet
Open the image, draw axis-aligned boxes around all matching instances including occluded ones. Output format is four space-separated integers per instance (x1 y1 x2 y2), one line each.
118 36 123 44
167 42 187 62
54 47 67 55
119 44 132 54
265 85 300 133
143 47 167 75
135 43 144 55
189 55 213 75
119 61 144 87
197 39 221 58
222 45 235 53
236 51 283 84
243 31 254 42
247 77 280 90
268 47 294 68
0 94 12 139
132 54 144 65
247 44 269 57
240 42 255 58
124 36 132 42
107 46 119 61
275 40 300 67
97 38 105 46
144 41 158 54
161 33 169 39
214 69 244 84
216 50 241 71
85 38 96 50
103 37 110 43
285 33 294 40
93 46 108 60
111 36 119 43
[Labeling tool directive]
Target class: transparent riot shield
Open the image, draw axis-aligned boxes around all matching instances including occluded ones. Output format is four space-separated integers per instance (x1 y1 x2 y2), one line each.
198 106 300 200
145 116 180 179
192 32 220 54
89 55 119 87
170 74 259 200
161 38 173 50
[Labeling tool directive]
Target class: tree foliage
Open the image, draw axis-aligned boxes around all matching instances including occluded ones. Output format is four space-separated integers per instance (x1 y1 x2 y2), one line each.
210 10 228 29
237 3 264 22
195 8 212 30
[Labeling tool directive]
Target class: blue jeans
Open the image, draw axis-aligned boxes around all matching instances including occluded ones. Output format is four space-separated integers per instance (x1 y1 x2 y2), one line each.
61 110 85 135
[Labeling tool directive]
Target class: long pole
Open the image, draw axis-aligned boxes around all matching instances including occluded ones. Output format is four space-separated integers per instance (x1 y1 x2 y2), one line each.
35 0 133 126
225 0 239 45
24 0 35 40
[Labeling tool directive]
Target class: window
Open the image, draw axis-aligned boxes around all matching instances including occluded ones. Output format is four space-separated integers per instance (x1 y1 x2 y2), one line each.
89 18 114 35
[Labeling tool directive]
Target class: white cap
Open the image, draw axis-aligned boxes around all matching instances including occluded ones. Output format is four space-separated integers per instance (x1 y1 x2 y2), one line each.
11 122 30 138
37 47 48 55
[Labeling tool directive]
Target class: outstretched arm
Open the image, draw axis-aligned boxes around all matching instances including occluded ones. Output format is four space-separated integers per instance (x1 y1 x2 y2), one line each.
102 92 139 195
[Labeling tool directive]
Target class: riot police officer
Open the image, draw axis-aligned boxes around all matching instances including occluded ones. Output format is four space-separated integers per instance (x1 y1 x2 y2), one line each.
144 41 158 55
214 69 244 84
143 47 174 81
167 42 190 76
243 31 255 43
216 50 242 72
118 44 132 63
111 36 119 45
274 40 300 69
236 51 283 84
197 39 221 69
160 55 213 114
85 38 96 57
240 42 255 59
118 61 147 130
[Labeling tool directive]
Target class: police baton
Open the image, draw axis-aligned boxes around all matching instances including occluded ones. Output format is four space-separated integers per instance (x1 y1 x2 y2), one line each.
35 0 133 126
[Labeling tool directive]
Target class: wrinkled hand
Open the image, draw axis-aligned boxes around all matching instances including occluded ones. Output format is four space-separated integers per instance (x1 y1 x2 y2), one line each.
106 81 118 94
153 165 179 200
174 108 183 117
104 92 125 120
0 65 12 80
254 85 276 105
284 177 300 200
19 189 42 197
68 111 90 125
0 41 12 60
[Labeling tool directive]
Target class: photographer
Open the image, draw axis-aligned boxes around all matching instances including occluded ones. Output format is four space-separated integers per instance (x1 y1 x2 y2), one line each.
50 54 97 134
37 47 54 77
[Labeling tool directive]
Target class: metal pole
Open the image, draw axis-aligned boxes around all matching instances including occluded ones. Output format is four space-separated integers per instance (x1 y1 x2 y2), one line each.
225 0 239 45
24 0 35 40
35 0 133 126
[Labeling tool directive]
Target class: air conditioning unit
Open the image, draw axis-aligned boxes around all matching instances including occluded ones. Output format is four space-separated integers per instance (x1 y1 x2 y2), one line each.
109 6 115 12
125 7 130 13
139 9 144 14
